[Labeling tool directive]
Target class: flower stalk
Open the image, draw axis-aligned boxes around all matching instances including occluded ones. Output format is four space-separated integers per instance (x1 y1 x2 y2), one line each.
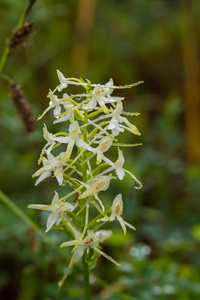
82 252 91 300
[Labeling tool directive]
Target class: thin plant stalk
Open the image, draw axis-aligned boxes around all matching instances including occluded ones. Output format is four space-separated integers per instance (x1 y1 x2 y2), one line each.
82 253 91 300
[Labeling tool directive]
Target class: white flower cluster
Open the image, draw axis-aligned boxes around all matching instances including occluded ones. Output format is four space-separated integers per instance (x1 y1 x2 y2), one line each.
29 71 142 286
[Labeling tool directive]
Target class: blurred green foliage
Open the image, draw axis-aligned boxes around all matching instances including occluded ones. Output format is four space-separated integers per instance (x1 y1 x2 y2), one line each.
0 0 200 299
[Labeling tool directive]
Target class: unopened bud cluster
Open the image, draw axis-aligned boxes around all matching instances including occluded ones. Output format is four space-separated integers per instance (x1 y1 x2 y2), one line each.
29 70 142 287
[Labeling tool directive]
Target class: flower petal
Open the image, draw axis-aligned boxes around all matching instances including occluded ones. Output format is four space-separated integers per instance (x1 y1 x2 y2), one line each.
124 221 136 230
46 212 60 232
35 171 51 185
116 215 127 235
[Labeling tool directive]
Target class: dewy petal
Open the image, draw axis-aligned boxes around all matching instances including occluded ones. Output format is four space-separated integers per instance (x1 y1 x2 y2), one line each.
45 212 60 232
124 169 142 189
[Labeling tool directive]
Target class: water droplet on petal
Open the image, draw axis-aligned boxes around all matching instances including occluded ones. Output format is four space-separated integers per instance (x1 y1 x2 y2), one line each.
134 181 141 189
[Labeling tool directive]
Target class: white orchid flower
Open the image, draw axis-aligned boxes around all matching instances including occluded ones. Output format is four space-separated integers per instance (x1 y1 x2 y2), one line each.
78 174 113 211
54 94 75 123
31 72 143 288
64 121 94 161
33 152 69 185
28 191 76 232
56 70 91 91
88 101 140 137
38 90 66 120
95 136 113 165
83 79 124 113
98 194 135 235
107 101 141 137
41 124 70 156
60 229 121 266
114 148 142 188
97 147 142 188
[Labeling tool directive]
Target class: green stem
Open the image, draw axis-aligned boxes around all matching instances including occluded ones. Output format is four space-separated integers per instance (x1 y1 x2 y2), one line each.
82 252 91 300
0 0 31 75
81 95 92 297
0 47 10 75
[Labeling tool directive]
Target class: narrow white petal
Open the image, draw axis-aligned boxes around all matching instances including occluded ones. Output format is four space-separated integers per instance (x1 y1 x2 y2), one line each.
45 212 60 232
53 136 70 143
124 221 136 230
83 98 96 110
102 155 115 168
66 139 75 161
28 204 48 210
52 191 59 204
46 142 56 155
54 167 63 185
76 139 95 152
53 105 61 116
116 168 125 180
124 169 142 189
35 171 51 185
94 194 105 212
60 240 78 248
54 115 70 123
117 216 127 235
94 247 122 267
96 150 103 164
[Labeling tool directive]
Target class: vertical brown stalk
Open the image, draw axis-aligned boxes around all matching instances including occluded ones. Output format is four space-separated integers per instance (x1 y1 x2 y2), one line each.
183 0 200 164
10 84 35 133
70 0 97 74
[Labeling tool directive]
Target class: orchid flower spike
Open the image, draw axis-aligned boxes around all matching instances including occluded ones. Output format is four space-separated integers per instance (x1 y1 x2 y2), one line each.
30 71 143 287
28 191 76 232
